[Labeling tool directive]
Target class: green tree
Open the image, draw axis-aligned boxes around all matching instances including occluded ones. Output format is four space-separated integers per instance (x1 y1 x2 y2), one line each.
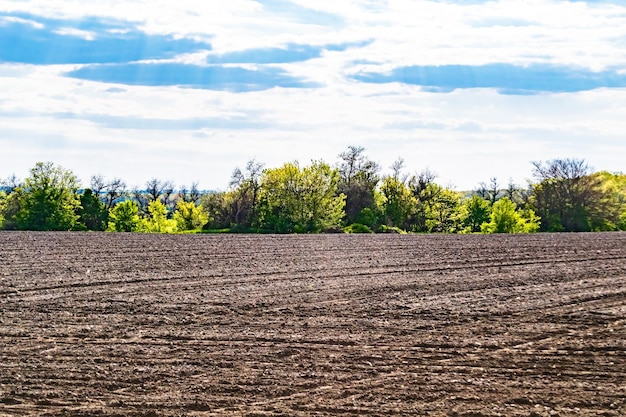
406 169 437 232
77 189 108 231
462 195 492 233
379 175 414 230
530 158 610 232
481 197 540 234
199 191 234 230
586 171 626 231
107 200 141 232
229 159 264 228
16 162 80 231
0 190 6 228
257 161 345 233
0 187 24 230
173 200 209 231
337 146 380 225
141 200 177 233
424 184 464 233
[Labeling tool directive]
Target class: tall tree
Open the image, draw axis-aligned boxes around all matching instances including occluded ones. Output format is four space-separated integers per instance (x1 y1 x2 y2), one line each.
107 200 141 232
0 175 23 229
407 169 437 232
16 162 80 231
141 200 177 233
337 146 380 224
77 189 108 231
424 184 464 233
530 158 608 231
461 195 492 233
1 174 21 194
477 177 501 204
481 197 540 234
173 200 209 231
258 161 345 233
229 159 265 228
105 178 127 210
380 175 414 230
145 178 174 206
179 181 202 204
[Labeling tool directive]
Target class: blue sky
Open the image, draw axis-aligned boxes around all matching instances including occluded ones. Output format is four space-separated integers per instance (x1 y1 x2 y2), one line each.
1 0 625 190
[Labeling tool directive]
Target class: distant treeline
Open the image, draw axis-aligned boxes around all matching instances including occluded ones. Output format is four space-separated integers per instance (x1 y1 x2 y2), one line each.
1 147 625 234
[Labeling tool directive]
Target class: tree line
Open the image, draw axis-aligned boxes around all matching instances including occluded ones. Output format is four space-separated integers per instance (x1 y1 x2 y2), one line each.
1 148 625 234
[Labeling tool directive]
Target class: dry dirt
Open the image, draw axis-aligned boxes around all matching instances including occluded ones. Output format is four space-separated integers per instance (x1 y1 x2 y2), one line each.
0 231 625 417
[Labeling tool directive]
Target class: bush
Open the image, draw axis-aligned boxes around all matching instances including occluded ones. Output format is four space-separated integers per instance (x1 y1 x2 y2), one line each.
343 223 373 234
377 225 407 234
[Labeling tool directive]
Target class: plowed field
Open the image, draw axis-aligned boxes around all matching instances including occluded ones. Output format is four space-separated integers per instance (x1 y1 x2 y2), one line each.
1 232 625 416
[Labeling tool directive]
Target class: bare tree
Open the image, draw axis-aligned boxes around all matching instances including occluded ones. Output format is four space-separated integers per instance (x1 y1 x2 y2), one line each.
391 157 408 183
476 177 500 204
410 168 437 195
336 146 380 224
178 181 202 205
505 178 523 205
408 169 438 232
488 177 500 204
531 158 590 181
1 174 22 193
90 175 126 209
145 178 174 204
189 181 202 203
229 159 265 227
476 182 489 200
131 186 150 214
90 174 107 198
105 178 126 210
530 158 601 231
338 146 365 187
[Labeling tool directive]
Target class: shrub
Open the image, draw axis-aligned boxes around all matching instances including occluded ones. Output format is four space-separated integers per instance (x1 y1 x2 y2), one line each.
343 223 373 234
377 225 407 234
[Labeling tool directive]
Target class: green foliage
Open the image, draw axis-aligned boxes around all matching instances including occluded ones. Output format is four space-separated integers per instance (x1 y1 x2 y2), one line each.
337 146 380 224
173 200 209 231
529 159 621 232
481 197 540 234
77 189 108 231
107 200 141 232
343 223 373 234
200 191 232 230
229 159 264 228
0 191 5 228
2 155 623 235
380 176 414 230
141 200 177 233
462 195 492 233
0 188 23 230
355 207 381 229
257 161 345 233
16 162 80 231
423 184 464 233
587 171 626 231
377 225 407 234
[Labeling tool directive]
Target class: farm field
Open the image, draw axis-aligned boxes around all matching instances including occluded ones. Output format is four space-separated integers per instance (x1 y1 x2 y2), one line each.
0 232 625 417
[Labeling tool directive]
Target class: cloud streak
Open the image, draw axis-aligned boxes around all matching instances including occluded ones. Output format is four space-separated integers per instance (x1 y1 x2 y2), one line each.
352 64 626 93
65 63 318 91
0 12 211 65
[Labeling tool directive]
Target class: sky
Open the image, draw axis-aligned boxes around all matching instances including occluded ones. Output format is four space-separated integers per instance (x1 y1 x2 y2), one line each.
1 0 625 191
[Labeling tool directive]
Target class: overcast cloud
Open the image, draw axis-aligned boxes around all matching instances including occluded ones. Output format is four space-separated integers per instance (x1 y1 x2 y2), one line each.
1 0 625 190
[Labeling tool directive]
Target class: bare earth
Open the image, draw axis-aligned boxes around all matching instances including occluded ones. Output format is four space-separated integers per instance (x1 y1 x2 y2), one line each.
0 232 625 417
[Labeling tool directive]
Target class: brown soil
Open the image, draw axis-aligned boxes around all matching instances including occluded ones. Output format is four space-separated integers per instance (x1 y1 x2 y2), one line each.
0 232 625 416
